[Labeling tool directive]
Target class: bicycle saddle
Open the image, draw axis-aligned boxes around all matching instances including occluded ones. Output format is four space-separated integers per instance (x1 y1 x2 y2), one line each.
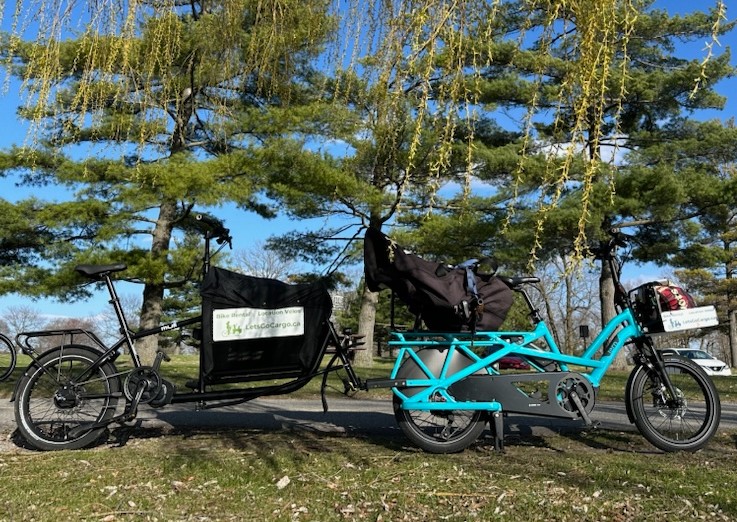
498 275 540 289
75 263 128 278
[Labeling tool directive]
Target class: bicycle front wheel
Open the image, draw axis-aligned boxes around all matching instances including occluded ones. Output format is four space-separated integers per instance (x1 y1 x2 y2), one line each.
14 345 121 451
0 333 17 382
627 356 720 452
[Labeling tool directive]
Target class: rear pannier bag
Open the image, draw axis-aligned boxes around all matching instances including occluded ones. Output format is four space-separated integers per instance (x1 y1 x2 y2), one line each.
364 227 513 332
199 266 333 383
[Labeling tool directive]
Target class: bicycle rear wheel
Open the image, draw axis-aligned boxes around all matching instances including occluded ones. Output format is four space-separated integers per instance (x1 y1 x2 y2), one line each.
392 348 488 453
626 356 720 452
14 345 121 451
0 333 16 382
393 394 488 453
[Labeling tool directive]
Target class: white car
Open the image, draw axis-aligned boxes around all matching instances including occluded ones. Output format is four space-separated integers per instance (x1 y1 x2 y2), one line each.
659 349 732 377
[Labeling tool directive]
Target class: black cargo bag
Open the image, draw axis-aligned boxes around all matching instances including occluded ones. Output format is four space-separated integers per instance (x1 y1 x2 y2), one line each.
200 266 333 383
364 227 513 332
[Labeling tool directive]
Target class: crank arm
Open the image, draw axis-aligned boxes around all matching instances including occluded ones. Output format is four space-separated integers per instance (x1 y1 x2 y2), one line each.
569 390 595 426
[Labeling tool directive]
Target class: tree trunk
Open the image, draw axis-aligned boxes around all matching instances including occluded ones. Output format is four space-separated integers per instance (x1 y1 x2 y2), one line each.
730 309 737 369
136 200 177 363
599 260 616 327
354 285 378 367
599 261 628 369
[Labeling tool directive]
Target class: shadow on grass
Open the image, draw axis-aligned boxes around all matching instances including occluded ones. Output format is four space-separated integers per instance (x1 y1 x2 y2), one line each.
90 414 664 457
7 402 719 457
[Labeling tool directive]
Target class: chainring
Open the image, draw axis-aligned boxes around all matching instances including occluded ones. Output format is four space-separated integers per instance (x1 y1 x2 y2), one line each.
555 375 595 415
124 366 163 403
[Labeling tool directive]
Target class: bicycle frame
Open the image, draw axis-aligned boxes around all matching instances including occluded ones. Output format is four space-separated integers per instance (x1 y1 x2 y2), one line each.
379 230 662 412
387 305 642 412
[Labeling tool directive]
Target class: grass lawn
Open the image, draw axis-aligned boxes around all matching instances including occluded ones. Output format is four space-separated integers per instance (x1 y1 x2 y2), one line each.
1 425 736 521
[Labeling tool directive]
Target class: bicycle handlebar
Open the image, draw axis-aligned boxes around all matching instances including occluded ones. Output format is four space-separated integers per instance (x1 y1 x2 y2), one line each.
589 228 630 260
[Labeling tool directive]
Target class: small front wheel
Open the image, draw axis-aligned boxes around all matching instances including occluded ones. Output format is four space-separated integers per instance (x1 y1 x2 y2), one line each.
14 345 121 451
627 356 720 452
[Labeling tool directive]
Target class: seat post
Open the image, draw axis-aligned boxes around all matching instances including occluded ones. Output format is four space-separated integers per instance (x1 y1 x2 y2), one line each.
516 287 543 324
103 273 141 366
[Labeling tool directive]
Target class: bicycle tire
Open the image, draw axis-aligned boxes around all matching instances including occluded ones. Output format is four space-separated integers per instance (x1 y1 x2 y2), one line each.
391 348 488 453
626 355 720 452
393 394 488 453
14 345 121 451
0 333 17 382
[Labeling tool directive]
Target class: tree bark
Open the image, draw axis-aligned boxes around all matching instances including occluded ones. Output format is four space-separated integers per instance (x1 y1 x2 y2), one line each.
136 200 177 363
599 260 628 369
730 309 737 369
354 285 378 367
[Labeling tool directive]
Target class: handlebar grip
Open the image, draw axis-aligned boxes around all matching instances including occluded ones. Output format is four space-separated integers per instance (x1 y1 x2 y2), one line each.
195 213 221 229
608 228 629 248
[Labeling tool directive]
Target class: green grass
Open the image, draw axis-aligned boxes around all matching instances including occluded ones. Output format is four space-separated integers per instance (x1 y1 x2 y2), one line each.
0 427 736 521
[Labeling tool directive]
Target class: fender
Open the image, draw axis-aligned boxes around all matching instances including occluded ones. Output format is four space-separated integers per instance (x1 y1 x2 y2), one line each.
624 365 639 423
10 343 114 402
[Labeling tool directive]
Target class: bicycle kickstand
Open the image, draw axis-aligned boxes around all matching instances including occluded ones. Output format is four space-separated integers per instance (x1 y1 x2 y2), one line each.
490 411 505 452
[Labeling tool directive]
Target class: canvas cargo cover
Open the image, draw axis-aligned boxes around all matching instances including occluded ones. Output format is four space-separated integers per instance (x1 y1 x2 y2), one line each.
200 266 333 382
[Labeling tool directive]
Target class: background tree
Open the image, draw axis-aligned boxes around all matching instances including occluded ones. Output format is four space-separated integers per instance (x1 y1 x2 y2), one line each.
231 242 295 280
263 67 503 365
617 119 737 365
0 0 731 367
0 305 46 342
397 3 733 353
0 0 335 361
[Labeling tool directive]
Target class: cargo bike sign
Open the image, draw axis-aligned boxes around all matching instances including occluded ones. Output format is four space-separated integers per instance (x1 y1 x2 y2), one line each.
660 305 719 333
213 306 305 342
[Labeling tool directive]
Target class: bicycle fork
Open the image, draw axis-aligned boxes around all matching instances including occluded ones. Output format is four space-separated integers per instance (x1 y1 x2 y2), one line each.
625 340 684 421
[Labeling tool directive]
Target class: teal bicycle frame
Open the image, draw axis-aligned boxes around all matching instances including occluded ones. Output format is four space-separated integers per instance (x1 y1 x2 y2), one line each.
388 306 642 412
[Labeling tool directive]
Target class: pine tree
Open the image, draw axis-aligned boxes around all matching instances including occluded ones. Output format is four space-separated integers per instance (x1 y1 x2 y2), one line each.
0 0 334 361
406 2 733 326
617 119 737 366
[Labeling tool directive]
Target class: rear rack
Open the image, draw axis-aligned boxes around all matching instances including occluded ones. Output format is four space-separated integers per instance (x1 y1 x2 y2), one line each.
16 328 109 356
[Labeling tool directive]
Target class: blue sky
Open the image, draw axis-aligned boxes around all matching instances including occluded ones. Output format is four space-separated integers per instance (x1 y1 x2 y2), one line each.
0 0 735 320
